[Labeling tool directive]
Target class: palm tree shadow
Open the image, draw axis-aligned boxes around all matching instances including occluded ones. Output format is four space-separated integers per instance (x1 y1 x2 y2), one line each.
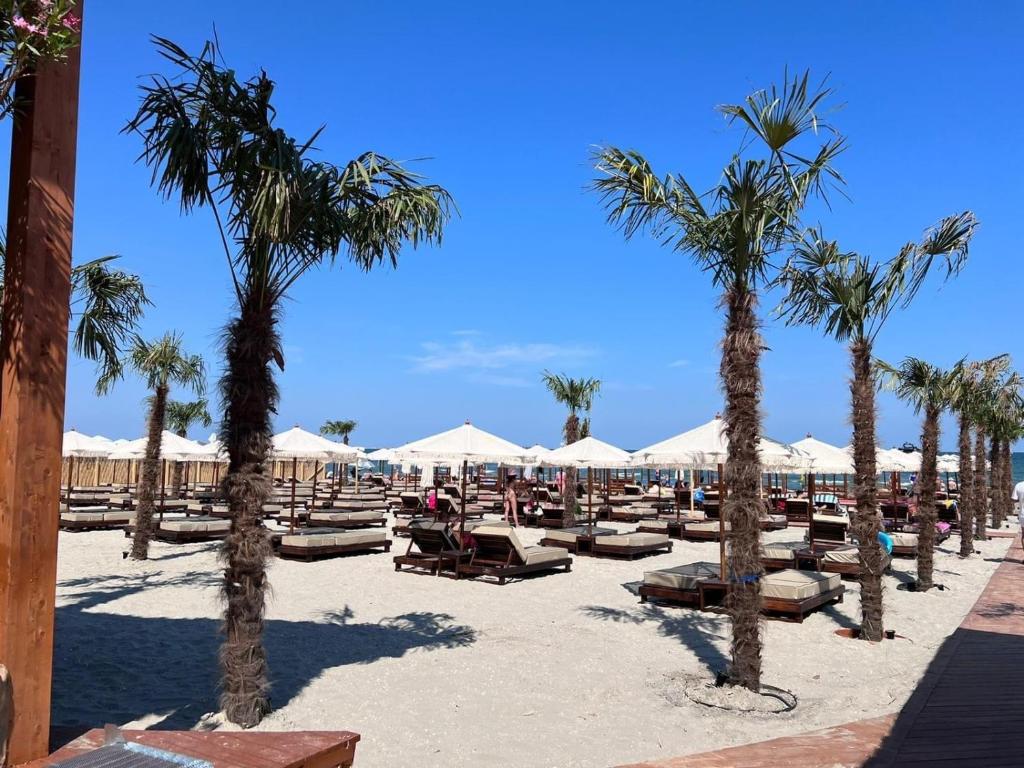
53 571 476 731
579 601 729 676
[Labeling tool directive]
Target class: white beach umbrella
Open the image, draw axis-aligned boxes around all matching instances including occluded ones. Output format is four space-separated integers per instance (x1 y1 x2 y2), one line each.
523 444 552 465
792 435 855 474
391 421 531 540
542 436 632 468
62 430 111 458
271 426 359 461
937 454 960 473
390 421 531 465
877 448 919 473
366 447 394 462
631 416 810 470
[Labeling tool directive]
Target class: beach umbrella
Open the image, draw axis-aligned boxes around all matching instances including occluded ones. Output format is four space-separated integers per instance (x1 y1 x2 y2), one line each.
62 430 112 498
543 436 631 535
272 426 360 532
107 431 208 514
792 435 855 547
391 420 532 546
631 415 811 470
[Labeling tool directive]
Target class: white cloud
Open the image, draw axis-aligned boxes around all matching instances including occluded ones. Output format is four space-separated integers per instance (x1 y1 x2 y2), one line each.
668 359 690 368
469 372 533 388
410 338 597 373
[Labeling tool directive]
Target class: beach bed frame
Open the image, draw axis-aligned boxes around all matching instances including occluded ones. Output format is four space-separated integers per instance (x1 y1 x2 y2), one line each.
277 530 391 562
590 533 673 560
457 528 572 585
393 521 463 576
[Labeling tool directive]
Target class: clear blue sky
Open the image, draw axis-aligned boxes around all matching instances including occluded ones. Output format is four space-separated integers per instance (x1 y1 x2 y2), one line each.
5 1 1021 450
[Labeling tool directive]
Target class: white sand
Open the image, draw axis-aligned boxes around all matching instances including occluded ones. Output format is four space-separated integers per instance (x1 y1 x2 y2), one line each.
53 519 1012 767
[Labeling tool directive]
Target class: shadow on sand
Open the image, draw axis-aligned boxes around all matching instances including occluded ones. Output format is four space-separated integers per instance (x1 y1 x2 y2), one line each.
53 570 476 731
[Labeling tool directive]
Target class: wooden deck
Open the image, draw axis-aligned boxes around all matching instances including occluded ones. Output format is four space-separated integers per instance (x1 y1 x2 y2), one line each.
20 729 360 768
622 540 1024 768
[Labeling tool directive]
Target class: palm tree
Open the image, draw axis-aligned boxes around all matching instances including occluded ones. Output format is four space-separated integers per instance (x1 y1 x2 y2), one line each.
125 37 453 727
877 358 956 590
99 333 204 560
981 371 1023 529
0 248 149 389
593 72 844 690
541 371 601 527
948 359 986 557
166 399 213 497
321 419 357 445
777 214 977 640
966 357 1011 540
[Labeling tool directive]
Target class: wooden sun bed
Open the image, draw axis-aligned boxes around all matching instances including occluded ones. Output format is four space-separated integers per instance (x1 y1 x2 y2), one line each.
307 510 387 529
760 569 845 623
393 520 463 575
125 516 232 543
590 532 673 559
679 521 730 542
59 508 135 532
540 525 616 554
457 526 572 584
636 518 703 539
277 528 391 562
638 561 722 608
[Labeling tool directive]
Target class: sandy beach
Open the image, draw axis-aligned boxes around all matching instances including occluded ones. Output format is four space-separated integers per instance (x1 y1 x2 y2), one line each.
51 519 1011 767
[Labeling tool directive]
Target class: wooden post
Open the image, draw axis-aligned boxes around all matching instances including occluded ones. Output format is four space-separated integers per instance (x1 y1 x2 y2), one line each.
718 462 726 580
0 10 84 761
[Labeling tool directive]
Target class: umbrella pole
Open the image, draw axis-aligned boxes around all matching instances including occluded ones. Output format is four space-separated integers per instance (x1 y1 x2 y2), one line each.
290 457 297 534
459 459 468 552
312 460 319 504
689 468 695 514
67 455 74 503
588 468 593 536
718 462 726 581
808 472 817 549
159 460 166 521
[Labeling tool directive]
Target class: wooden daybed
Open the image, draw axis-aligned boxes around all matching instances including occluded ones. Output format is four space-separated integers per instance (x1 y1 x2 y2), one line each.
590 532 673 559
680 520 730 542
277 528 391 562
126 515 231 543
760 569 845 622
457 525 572 584
638 561 722 607
59 507 135 532
307 509 387 529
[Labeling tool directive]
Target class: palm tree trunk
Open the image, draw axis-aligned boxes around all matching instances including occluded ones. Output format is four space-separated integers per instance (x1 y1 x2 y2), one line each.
916 403 939 591
131 384 168 560
974 427 988 540
721 286 763 690
562 414 579 527
219 294 276 728
850 339 884 641
989 437 1002 529
957 415 975 557
1001 438 1012 529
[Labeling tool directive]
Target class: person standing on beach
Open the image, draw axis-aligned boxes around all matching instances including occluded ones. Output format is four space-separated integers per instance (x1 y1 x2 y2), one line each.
503 482 520 527
1012 478 1024 553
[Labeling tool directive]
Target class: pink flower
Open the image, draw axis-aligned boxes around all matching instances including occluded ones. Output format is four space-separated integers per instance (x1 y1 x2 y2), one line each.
12 15 31 30
62 13 80 31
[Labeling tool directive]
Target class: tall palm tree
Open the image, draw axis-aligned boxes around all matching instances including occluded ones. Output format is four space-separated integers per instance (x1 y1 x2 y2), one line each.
0 248 150 389
99 333 205 560
166 398 213 497
982 371 1023 529
125 37 453 727
593 72 844 690
877 358 956 591
966 357 1011 540
777 214 977 640
948 359 987 557
321 419 358 445
541 371 601 527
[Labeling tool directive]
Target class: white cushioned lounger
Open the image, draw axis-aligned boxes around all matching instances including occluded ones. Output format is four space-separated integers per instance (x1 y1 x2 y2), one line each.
762 569 841 600
685 521 731 532
643 561 720 590
598 532 669 548
280 529 386 548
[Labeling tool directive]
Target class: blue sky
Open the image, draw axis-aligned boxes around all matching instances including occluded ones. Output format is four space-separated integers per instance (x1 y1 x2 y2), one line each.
5 1 1021 450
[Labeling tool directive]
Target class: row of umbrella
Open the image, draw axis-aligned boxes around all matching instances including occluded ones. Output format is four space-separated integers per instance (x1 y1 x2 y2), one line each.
64 418 967 475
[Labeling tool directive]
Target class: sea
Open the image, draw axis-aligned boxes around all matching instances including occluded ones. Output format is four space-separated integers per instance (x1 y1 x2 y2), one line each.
364 452 1024 486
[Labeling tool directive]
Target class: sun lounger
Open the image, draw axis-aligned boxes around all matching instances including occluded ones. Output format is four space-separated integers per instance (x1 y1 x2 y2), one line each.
540 525 616 554
760 541 806 571
590 532 672 559
605 505 661 523
393 520 463 575
818 545 892 577
638 561 722 607
457 525 572 584
760 569 844 622
59 509 136 531
151 516 231 543
810 512 849 543
277 528 391 561
783 498 812 523
636 517 702 539
680 520 731 541
307 510 387 528
760 513 789 531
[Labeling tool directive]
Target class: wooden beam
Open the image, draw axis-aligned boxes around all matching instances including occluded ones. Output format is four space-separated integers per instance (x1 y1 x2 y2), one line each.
0 8 84 762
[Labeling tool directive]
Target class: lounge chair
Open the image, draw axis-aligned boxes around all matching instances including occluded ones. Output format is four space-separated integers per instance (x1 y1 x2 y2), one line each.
59 508 135 532
457 525 572 584
760 541 806 571
396 492 425 517
307 510 387 528
590 532 672 559
393 520 463 575
760 511 789 531
818 544 892 578
605 505 660 523
760 569 844 622
783 498 812 523
537 506 587 528
540 525 617 554
680 520 730 542
276 528 390 561
148 515 231 543
638 561 722 607
636 515 703 539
